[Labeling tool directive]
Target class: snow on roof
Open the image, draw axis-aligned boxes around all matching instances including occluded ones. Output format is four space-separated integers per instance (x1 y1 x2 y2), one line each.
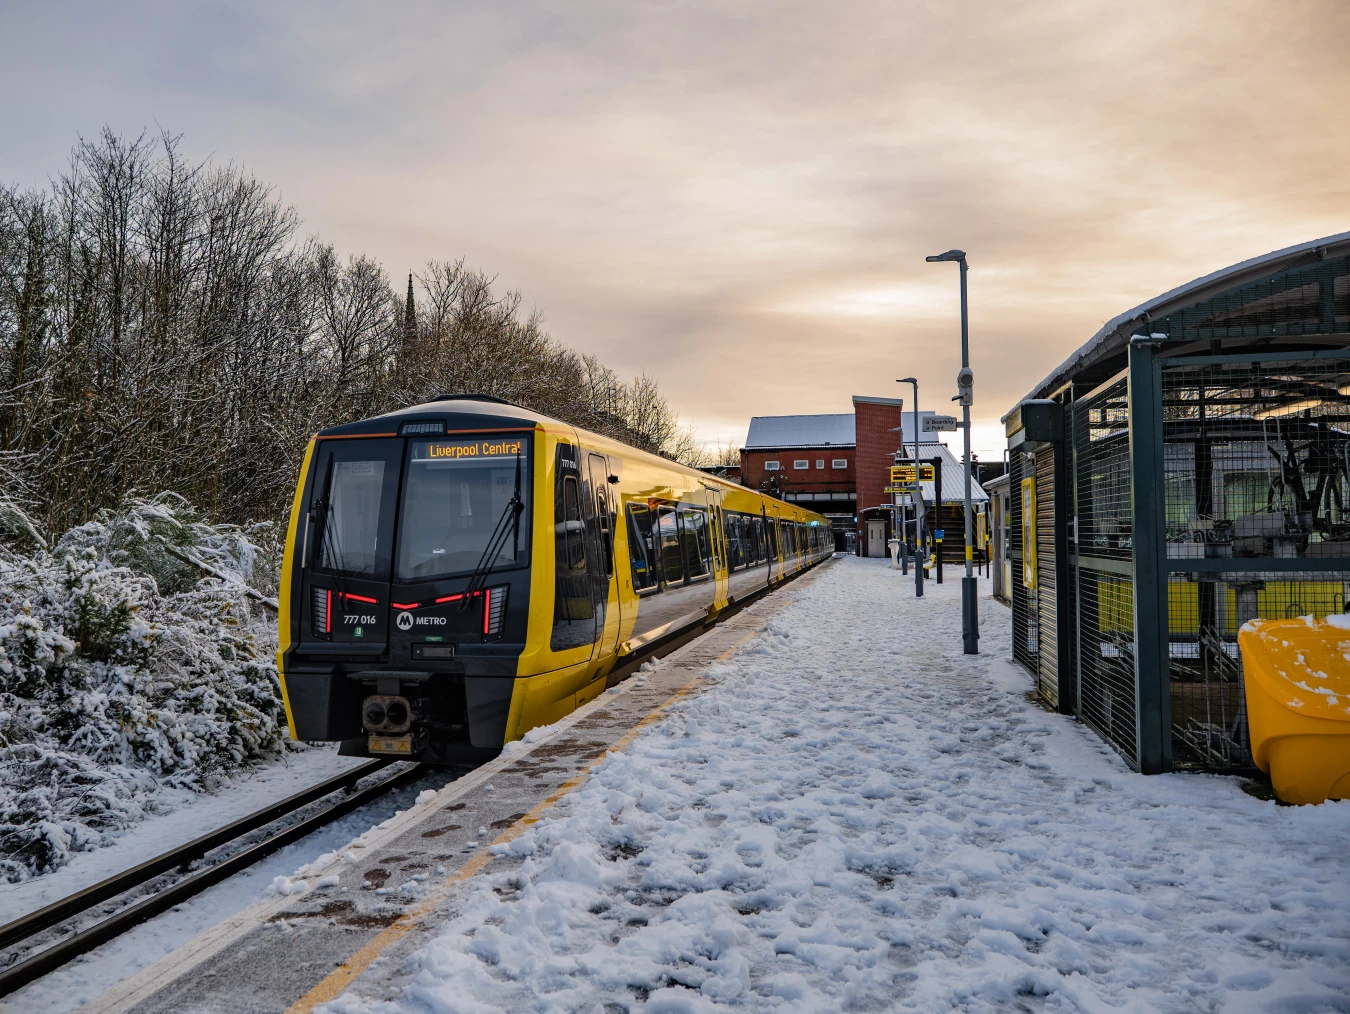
744 413 856 449
1008 230 1350 415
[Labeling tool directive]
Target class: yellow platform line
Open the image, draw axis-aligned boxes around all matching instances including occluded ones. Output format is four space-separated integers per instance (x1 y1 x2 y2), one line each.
286 625 760 1014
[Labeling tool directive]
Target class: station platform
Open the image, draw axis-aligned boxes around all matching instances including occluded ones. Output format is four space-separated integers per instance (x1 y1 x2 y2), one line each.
73 559 1350 1014
73 565 829 1014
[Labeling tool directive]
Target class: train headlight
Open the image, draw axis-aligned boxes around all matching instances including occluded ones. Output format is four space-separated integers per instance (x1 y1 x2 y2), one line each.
312 586 332 638
483 585 508 639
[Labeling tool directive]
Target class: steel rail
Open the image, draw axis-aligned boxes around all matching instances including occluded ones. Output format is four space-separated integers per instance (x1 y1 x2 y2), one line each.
0 758 393 953
0 760 425 997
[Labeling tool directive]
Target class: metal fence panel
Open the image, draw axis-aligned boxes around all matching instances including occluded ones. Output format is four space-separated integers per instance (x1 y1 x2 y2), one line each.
1071 378 1139 766
1160 356 1350 769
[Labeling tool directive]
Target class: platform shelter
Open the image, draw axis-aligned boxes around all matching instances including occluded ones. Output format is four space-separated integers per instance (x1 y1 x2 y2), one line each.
1004 233 1350 774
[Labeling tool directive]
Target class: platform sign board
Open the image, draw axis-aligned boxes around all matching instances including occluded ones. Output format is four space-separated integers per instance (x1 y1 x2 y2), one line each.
923 415 959 432
889 464 935 484
1021 477 1037 589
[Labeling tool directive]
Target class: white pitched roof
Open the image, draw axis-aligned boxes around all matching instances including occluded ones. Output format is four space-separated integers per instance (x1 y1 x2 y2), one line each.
744 413 855 449
900 441 990 504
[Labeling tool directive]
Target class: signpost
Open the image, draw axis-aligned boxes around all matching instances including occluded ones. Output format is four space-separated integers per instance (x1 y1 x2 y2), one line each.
922 415 959 432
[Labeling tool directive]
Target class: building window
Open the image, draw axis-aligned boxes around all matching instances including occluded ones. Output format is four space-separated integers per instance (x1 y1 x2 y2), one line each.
764 460 780 471
832 459 848 469
793 459 809 470
815 459 824 469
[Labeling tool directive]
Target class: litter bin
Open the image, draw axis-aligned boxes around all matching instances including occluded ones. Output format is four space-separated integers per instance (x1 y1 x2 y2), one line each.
888 538 901 569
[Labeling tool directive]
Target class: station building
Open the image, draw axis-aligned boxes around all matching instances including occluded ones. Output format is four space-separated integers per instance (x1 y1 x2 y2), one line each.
1003 232 1350 776
741 395 988 556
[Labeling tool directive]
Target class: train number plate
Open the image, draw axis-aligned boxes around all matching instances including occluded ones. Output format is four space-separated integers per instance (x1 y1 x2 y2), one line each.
368 734 412 755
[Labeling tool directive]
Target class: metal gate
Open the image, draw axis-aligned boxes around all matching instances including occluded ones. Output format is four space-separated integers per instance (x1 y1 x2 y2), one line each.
1069 378 1139 767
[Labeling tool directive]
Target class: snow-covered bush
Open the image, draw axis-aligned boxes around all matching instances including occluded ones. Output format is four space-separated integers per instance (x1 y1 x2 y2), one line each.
0 494 286 882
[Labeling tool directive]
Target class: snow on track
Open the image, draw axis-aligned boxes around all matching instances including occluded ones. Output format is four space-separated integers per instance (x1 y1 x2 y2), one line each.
332 558 1350 1013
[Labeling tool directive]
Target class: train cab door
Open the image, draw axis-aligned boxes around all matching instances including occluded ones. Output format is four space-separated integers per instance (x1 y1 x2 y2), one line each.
584 453 621 663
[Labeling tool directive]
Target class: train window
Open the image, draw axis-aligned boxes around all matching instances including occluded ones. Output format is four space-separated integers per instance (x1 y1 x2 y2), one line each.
552 444 595 650
657 505 683 584
311 439 402 579
680 507 711 579
626 504 659 592
586 454 614 578
728 514 745 569
753 515 767 562
396 436 531 580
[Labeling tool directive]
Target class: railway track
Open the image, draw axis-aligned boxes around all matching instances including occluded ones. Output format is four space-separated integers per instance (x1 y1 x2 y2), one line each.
0 758 437 997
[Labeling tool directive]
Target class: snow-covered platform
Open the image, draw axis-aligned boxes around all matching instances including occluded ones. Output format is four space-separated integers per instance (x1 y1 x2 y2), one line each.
78 558 1350 1013
69 562 831 1014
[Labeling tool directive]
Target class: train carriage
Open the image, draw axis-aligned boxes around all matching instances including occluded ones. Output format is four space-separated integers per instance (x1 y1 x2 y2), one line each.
277 396 834 762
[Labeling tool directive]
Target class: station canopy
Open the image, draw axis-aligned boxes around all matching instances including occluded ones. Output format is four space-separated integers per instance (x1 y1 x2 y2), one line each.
1011 230 1350 408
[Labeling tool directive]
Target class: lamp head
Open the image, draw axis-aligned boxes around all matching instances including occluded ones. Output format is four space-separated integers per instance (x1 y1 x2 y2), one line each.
925 249 966 263
897 377 917 385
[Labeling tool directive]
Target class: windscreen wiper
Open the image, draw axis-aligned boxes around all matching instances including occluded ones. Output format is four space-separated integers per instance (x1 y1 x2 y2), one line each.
460 453 524 610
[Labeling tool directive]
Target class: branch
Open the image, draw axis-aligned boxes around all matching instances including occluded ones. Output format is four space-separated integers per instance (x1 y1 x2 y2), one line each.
156 537 279 612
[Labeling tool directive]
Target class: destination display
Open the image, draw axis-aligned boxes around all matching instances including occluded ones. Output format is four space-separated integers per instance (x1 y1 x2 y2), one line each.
889 464 935 484
414 437 526 461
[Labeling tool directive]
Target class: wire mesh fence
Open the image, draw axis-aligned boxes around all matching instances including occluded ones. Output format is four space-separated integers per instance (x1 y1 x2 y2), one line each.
1070 378 1138 764
1161 356 1350 769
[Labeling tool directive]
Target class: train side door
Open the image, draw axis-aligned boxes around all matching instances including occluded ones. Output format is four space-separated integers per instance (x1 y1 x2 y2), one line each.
585 453 620 659
551 441 596 654
705 486 728 604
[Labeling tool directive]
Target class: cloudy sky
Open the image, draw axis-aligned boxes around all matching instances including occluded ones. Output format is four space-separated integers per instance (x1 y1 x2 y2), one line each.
4 0 1348 457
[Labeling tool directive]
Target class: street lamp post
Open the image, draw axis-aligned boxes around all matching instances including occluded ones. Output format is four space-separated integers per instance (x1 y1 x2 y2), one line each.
897 377 922 598
926 249 979 654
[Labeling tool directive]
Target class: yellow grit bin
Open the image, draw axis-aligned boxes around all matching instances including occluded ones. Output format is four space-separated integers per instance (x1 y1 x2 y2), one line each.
1238 615 1350 805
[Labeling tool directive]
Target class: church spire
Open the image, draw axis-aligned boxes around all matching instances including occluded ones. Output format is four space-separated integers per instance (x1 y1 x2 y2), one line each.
404 272 416 347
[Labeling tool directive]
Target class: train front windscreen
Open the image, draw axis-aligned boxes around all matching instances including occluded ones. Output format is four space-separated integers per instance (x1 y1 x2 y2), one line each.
301 434 531 650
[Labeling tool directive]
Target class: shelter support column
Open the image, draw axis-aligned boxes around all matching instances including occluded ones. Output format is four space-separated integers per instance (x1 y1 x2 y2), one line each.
1128 337 1172 774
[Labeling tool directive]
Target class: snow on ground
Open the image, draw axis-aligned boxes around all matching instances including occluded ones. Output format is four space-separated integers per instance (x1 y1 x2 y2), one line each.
1 742 367 922
332 558 1350 1014
2 764 460 1014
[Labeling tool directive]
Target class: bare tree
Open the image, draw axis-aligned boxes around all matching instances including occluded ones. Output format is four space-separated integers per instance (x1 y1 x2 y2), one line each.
0 128 706 538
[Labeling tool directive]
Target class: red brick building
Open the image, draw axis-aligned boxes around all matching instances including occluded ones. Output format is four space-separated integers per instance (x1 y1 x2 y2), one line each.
740 395 986 557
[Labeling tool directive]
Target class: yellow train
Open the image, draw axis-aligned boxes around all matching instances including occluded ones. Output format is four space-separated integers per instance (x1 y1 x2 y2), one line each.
276 395 835 761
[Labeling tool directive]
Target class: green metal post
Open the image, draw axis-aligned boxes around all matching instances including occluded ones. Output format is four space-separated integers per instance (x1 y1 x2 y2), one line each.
1128 337 1172 774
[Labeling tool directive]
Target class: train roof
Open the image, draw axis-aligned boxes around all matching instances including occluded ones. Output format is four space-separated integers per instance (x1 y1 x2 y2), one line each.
318 394 541 437
315 397 832 523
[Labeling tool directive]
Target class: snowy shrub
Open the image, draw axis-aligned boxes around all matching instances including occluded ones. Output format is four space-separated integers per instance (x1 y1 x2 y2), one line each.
0 495 286 882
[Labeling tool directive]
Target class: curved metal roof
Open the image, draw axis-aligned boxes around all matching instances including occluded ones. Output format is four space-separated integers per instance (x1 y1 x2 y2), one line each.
1010 229 1350 414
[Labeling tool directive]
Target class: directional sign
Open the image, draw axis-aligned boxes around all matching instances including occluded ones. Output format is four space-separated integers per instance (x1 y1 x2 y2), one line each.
890 464 935 484
923 415 959 432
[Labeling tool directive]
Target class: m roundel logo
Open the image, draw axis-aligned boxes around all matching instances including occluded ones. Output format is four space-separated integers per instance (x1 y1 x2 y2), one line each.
396 611 413 631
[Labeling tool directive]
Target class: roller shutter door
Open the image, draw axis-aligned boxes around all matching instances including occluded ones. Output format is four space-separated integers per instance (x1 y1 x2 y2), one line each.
1035 446 1058 708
